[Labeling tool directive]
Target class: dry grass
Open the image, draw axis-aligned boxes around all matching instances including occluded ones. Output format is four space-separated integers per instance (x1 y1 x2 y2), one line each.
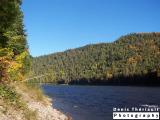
24 108 37 120
15 82 45 103
0 82 69 120
0 84 38 120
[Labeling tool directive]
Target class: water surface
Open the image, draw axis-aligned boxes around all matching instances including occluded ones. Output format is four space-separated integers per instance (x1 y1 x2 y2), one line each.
42 85 160 120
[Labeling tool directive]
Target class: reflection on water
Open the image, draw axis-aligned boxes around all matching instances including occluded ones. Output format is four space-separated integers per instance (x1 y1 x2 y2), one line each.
42 85 160 120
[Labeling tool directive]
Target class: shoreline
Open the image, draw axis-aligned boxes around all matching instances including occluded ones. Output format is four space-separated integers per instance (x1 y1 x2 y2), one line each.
40 82 160 87
17 83 71 120
0 83 71 120
26 98 70 120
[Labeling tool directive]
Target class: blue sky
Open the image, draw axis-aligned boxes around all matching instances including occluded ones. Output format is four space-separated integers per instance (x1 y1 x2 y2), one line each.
22 0 160 57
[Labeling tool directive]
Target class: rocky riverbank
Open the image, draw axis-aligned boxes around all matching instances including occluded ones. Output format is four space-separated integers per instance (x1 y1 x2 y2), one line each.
0 83 70 120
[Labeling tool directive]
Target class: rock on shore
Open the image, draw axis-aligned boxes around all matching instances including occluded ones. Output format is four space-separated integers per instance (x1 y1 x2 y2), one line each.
27 100 68 120
0 84 70 120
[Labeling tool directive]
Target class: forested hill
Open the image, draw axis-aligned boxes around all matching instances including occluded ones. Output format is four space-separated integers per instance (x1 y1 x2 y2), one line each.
32 33 160 85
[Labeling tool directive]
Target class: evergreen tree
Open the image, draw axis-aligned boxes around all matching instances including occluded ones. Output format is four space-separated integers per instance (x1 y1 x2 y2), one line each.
32 33 160 85
0 0 31 83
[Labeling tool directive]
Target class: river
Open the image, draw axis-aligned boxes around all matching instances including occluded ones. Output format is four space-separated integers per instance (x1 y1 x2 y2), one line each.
41 85 160 120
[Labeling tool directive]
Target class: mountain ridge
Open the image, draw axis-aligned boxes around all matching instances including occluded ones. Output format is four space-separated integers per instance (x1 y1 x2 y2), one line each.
31 32 160 85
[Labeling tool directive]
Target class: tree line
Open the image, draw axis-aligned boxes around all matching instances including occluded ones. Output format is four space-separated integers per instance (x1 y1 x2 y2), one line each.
32 33 160 85
0 0 31 83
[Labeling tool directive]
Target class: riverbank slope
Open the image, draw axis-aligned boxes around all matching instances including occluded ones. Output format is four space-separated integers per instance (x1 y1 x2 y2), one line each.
0 83 70 120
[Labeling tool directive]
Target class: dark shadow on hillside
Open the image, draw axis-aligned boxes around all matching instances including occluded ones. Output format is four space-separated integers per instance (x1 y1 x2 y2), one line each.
64 71 160 86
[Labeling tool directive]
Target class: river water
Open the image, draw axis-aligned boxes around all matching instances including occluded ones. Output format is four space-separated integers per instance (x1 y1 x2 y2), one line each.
41 85 160 120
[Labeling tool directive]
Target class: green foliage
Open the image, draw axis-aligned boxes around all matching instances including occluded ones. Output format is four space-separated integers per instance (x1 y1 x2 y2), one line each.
0 84 38 120
0 0 21 32
0 84 20 105
0 0 31 83
32 33 160 84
